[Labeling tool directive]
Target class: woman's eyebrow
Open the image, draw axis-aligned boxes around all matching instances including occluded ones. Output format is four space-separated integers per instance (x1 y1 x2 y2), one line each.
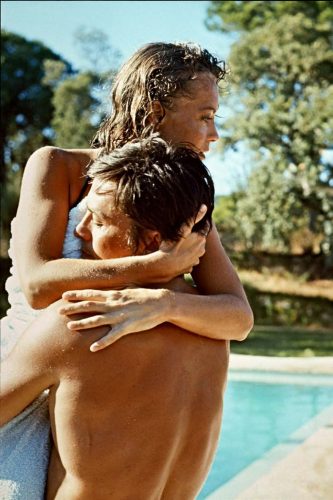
198 106 218 113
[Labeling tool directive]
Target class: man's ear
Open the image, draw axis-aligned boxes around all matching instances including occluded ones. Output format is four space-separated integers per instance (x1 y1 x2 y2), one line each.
150 101 165 125
138 229 162 254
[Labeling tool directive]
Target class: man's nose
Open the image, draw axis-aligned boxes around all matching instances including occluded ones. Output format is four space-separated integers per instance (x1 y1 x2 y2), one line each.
74 212 91 240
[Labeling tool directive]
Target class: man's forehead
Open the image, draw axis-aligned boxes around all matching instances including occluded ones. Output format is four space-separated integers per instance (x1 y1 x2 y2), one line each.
87 180 118 216
91 178 116 193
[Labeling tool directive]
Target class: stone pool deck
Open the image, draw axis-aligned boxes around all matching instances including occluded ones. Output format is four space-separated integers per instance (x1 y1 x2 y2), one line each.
229 353 333 374
236 419 333 500
207 354 333 500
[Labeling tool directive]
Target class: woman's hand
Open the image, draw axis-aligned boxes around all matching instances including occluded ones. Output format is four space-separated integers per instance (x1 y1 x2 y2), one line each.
150 204 208 281
59 287 172 352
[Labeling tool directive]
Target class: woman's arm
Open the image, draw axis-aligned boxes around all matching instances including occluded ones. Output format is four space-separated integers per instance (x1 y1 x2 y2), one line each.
169 224 254 340
13 147 206 309
59 226 253 351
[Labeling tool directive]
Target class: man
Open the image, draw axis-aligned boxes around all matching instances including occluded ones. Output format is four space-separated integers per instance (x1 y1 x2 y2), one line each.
1 138 229 499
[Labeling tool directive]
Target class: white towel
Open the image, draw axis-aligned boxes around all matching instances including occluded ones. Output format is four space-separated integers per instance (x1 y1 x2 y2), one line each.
0 394 50 499
0 197 87 499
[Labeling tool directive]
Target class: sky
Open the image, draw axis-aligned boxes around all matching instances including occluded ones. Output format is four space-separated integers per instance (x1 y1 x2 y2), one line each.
2 0 244 195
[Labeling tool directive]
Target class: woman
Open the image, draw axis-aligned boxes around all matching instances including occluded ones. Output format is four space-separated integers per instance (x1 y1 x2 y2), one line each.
7 42 253 354
1 42 253 500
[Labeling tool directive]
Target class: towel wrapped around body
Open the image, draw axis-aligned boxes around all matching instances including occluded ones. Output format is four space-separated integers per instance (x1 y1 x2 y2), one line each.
0 198 86 499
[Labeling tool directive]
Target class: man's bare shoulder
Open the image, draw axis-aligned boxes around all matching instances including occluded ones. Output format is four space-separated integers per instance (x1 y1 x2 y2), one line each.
20 301 109 366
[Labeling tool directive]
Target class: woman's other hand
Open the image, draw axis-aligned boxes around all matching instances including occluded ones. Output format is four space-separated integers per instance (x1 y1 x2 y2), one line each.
59 287 172 352
152 204 208 280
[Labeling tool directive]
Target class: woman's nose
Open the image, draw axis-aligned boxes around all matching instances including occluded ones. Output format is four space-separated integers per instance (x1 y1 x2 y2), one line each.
74 212 91 240
209 121 219 142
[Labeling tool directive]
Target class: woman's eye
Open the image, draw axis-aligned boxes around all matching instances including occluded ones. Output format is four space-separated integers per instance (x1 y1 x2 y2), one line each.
202 116 213 122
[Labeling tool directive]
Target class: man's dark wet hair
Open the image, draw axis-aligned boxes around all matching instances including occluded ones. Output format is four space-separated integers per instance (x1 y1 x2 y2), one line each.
88 137 215 246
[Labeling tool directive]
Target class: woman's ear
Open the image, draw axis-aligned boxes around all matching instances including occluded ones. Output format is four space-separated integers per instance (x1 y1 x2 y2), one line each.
138 229 162 254
150 101 165 125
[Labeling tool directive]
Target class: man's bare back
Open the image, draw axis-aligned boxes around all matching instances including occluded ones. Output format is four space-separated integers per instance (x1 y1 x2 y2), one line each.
1 284 229 499
47 314 229 499
46 277 229 498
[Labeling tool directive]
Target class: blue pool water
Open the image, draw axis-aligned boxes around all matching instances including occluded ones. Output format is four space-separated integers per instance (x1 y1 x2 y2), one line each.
198 371 333 499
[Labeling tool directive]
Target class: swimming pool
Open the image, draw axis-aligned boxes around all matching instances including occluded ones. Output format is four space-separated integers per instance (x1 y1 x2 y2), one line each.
198 370 333 499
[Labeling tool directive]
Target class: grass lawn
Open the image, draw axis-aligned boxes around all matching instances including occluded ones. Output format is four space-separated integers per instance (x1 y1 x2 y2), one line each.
231 325 333 357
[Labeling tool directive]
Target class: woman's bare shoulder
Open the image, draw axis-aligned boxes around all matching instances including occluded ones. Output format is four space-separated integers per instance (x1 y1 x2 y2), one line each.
26 146 101 173
22 147 102 200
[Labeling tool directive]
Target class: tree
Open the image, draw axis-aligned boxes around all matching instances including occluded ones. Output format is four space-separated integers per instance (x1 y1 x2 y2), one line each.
50 27 121 149
206 2 333 268
51 71 101 149
213 194 243 249
1 30 73 183
206 1 333 33
1 30 73 253
1 29 120 256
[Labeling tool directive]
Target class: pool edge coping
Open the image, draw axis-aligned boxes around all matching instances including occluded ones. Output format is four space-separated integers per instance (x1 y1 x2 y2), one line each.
205 403 333 500
229 353 333 375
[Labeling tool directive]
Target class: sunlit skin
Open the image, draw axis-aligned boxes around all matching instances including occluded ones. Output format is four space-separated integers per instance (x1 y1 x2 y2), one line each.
75 182 137 260
53 73 252 349
1 195 230 499
13 67 253 353
156 72 219 156
13 71 222 311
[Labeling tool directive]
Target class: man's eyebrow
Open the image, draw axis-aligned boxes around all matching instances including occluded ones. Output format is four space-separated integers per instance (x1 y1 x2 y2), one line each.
86 204 95 214
86 204 110 220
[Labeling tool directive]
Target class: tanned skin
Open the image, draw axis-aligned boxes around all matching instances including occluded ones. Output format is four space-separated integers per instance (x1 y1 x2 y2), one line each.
1 279 229 500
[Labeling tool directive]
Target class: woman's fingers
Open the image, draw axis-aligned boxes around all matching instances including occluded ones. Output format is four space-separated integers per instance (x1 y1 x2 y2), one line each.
62 289 111 302
180 204 207 238
195 204 208 224
59 300 110 316
59 288 166 351
90 324 130 352
67 313 114 331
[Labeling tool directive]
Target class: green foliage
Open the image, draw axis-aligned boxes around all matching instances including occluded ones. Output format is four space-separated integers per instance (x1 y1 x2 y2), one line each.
0 168 23 252
42 59 69 88
51 72 101 149
1 30 73 182
235 163 308 252
206 4 333 264
231 325 333 357
213 194 246 248
49 26 122 149
206 1 333 33
245 285 333 329
213 195 236 227
1 30 73 253
1 29 120 257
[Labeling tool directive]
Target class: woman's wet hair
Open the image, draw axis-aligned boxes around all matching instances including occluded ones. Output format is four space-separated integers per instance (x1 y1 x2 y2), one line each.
93 42 225 152
88 136 215 245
